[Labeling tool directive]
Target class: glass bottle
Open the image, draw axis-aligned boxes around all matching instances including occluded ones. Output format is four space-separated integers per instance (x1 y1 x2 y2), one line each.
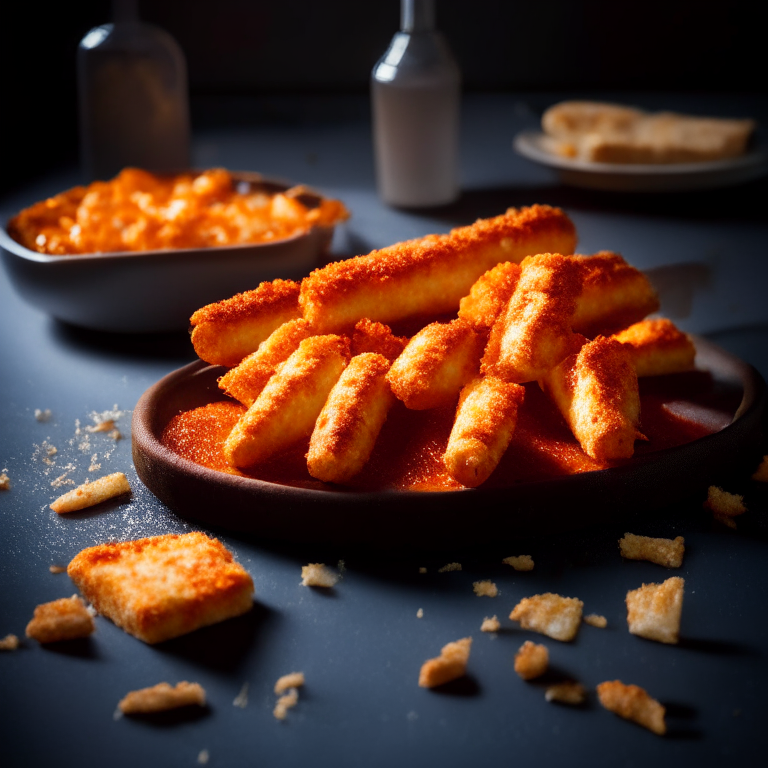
371 0 461 207
77 0 191 181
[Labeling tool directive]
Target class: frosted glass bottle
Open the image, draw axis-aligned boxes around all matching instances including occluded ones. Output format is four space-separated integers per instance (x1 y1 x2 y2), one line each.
371 0 461 207
77 0 191 181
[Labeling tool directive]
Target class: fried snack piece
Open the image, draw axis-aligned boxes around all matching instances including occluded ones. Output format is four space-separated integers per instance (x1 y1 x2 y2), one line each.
509 593 584 642
350 318 408 361
619 533 685 568
540 335 643 461
218 318 311 407
67 532 254 644
190 279 302 367
418 637 472 688
300 206 576 333
300 563 339 587
472 580 498 597
482 253 583 383
458 262 522 331
626 576 684 644
25 595 95 643
438 562 462 572
275 672 305 695
583 614 607 628
503 555 534 571
572 252 660 337
481 616 501 633
224 335 349 468
613 318 696 377
118 682 206 715
0 472 10 490
597 680 666 735
50 472 131 514
273 688 299 720
546 682 587 705
308 353 395 483
443 375 525 487
387 319 482 410
0 634 20 650
514 641 549 680
704 485 746 529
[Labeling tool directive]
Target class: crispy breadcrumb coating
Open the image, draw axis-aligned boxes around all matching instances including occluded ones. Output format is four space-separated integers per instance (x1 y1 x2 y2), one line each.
458 262 522 331
472 580 498 597
704 486 746 517
118 682 206 714
481 616 501 633
509 593 584 642
619 533 685 568
438 562 462 573
0 634 20 650
597 680 666 735
612 318 696 377
300 563 339 587
50 472 131 514
25 595 95 643
626 576 684 644
503 555 534 571
351 318 408 361
583 614 608 628
418 637 472 688
514 640 549 680
545 682 587 704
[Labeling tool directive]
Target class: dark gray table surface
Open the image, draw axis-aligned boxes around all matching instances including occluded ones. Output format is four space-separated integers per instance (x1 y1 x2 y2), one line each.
1 93 767 768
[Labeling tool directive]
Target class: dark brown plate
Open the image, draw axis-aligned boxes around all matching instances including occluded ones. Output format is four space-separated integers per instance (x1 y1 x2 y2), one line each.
132 337 765 548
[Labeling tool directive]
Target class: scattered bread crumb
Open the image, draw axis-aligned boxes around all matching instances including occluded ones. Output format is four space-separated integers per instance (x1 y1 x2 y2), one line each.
109 429 122 441
87 419 116 433
34 408 52 422
626 576 684 644
438 562 462 573
25 595 95 643
752 455 768 482
0 472 10 490
300 563 339 587
704 486 746 525
481 616 501 633
0 634 20 651
233 682 249 708
417 608 424 619
583 613 607 628
503 555 534 571
714 513 737 529
514 640 549 680
50 471 131 514
597 680 666 735
50 471 75 488
509 593 583 641
473 580 498 597
49 565 66 574
419 567 427 574
546 682 587 704
273 688 299 720
118 681 206 714
198 750 210 765
418 637 472 688
275 672 305 695
619 533 685 568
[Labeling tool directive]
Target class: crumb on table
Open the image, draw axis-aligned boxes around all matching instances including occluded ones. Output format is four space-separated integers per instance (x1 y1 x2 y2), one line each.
597 680 666 735
583 613 607 628
704 486 746 529
481 615 500 633
0 472 10 491
25 595 95 643
418 637 472 688
626 576 684 644
619 533 685 568
0 634 20 651
514 640 549 680
118 681 206 714
502 555 534 571
417 608 424 619
473 580 498 597
50 472 131 514
438 562 462 573
273 688 299 720
274 672 305 695
546 682 587 705
509 593 583 642
300 563 339 587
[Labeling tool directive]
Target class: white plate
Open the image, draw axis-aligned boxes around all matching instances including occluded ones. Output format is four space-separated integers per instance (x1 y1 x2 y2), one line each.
513 130 768 192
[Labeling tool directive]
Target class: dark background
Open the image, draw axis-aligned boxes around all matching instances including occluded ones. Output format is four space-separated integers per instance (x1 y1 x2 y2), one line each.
3 0 764 195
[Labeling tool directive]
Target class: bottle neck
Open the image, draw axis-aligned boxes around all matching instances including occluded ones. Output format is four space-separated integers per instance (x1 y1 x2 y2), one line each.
401 0 435 32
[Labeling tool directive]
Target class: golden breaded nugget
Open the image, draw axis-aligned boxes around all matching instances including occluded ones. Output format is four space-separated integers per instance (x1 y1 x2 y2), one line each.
597 680 666 735
190 279 301 367
25 595 95 643
545 682 587 705
572 252 660 337
118 682 206 715
514 640 549 680
443 375 525 487
387 319 482 410
218 318 311 407
619 533 685 568
50 472 131 514
350 318 408 361
300 206 576 333
540 336 643 461
418 637 472 688
67 532 254 644
626 576 684 645
613 318 696 377
458 261 521 331
509 593 583 642
482 253 583 383
224 335 349 468
308 353 395 483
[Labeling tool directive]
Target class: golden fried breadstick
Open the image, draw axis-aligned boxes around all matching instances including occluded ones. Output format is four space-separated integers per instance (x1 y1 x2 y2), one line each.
300 206 576 333
540 336 643 461
482 253 583 383
223 335 349 468
572 252 659 337
612 318 696 376
190 279 302 367
387 319 482 410
350 318 408 361
458 262 522 331
443 375 525 487
307 353 395 483
218 319 311 407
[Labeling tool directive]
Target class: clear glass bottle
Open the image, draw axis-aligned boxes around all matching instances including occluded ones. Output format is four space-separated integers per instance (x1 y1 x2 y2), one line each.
77 0 191 181
371 0 461 207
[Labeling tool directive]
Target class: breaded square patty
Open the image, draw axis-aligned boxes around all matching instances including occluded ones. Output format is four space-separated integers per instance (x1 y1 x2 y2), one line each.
67 532 254 644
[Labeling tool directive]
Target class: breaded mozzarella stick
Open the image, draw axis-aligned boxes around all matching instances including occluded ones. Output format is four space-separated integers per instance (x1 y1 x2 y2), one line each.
307 353 395 483
443 376 525 487
224 335 349 468
387 319 482 410
218 318 311 407
458 261 522 331
612 318 696 377
540 336 643 461
190 279 302 367
350 318 408 361
482 253 583 383
300 206 576 333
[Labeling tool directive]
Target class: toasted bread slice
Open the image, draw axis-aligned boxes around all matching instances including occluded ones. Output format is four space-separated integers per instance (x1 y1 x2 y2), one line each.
67 532 254 644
